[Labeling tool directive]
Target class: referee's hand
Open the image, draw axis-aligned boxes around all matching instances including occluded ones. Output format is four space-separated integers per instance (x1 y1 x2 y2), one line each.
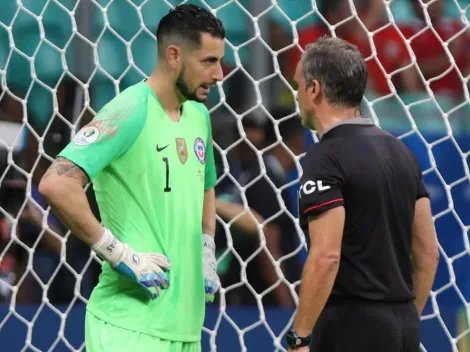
288 347 308 352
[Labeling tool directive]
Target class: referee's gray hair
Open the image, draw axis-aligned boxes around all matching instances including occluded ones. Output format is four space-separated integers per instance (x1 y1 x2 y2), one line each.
301 36 367 108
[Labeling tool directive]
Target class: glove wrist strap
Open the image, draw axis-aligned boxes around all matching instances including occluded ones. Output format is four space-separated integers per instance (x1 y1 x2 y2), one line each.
203 233 216 253
92 228 125 264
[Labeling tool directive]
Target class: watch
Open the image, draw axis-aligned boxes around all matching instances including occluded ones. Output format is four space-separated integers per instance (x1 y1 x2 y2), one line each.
285 329 311 349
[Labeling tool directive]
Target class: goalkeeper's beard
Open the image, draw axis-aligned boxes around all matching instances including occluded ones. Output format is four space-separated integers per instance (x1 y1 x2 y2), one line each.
176 66 203 103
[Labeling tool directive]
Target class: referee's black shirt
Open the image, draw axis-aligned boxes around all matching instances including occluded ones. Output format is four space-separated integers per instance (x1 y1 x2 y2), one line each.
298 118 429 303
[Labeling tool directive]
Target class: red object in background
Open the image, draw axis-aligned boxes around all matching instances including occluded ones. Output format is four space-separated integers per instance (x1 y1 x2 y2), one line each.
287 25 326 79
0 218 15 274
288 24 410 96
365 25 411 95
400 19 470 97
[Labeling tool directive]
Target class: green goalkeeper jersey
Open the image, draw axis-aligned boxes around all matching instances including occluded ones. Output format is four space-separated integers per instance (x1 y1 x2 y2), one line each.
58 81 217 342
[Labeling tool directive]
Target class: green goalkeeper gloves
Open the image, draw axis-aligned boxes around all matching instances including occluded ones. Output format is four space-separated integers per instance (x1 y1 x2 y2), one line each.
92 228 171 300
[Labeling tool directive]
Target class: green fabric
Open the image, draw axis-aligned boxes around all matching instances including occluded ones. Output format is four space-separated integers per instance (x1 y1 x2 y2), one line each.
59 84 148 180
192 102 217 190
60 81 214 342
85 311 201 352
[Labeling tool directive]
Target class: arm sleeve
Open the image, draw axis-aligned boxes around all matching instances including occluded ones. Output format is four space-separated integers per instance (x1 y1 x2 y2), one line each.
417 177 430 200
202 108 217 190
298 146 345 221
412 154 430 200
57 100 147 181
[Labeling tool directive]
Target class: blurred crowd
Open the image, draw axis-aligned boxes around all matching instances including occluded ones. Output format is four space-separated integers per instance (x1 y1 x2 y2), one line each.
0 0 469 308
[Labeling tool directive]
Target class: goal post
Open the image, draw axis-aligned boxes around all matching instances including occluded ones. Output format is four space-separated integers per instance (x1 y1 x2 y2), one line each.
0 1 469 352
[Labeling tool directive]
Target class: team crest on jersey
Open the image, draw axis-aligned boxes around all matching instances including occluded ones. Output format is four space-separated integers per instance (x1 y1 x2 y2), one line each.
194 137 206 164
176 138 187 164
73 126 99 146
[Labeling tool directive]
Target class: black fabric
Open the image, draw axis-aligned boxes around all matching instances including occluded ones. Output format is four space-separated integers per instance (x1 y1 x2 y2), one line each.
299 122 430 302
310 299 420 352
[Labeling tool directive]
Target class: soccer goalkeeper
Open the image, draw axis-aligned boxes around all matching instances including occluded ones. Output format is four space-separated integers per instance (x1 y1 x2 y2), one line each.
39 5 225 352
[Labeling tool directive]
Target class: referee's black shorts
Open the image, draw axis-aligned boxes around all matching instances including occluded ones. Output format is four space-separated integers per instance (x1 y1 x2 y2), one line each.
310 299 420 352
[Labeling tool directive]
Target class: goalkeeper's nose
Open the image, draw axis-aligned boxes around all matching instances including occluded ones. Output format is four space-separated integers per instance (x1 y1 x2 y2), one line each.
211 62 223 82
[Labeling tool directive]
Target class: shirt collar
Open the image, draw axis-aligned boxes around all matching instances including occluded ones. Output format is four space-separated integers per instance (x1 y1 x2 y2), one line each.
318 117 374 140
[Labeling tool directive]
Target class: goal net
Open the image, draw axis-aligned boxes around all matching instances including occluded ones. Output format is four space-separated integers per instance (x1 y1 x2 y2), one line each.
0 0 469 351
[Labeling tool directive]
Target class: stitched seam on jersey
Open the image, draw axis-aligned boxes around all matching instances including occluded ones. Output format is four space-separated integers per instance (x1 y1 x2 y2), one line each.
303 198 344 213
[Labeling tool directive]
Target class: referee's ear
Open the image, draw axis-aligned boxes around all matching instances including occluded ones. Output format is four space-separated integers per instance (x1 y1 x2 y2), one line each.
308 79 321 104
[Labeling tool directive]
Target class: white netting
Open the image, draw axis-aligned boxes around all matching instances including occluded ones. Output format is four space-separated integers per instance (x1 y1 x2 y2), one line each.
0 0 469 351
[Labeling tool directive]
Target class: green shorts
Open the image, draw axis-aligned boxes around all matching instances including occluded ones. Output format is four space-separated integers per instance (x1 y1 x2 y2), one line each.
85 311 201 352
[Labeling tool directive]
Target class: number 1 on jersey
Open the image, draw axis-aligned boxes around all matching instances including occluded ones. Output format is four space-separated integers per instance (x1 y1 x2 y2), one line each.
162 157 171 192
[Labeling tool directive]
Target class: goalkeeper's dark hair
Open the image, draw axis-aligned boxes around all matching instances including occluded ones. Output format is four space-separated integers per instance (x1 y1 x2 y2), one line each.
156 4 225 56
302 36 367 108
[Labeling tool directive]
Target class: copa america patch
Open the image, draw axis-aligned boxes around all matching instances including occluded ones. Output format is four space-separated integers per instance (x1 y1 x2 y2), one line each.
194 137 206 164
73 126 99 146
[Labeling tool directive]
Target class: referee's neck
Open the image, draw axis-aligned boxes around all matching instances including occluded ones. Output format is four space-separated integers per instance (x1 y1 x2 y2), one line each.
315 106 360 136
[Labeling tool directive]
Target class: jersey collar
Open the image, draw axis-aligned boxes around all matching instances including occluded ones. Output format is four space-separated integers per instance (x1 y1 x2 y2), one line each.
319 117 374 140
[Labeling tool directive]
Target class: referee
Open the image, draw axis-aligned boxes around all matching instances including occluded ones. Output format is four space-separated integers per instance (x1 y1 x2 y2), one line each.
285 37 439 352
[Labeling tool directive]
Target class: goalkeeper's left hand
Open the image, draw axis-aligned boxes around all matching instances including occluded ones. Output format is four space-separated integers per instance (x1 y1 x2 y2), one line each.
203 233 220 303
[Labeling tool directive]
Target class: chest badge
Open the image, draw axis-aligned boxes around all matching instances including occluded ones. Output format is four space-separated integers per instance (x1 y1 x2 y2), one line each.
194 137 206 164
176 138 187 164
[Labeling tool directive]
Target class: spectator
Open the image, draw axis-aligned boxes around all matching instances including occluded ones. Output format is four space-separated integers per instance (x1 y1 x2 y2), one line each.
400 0 470 103
0 216 16 302
217 115 296 308
267 0 320 109
216 198 264 236
286 0 420 96
19 188 63 303
0 149 61 304
0 148 64 304
0 86 102 305
25 151 100 304
21 156 73 304
264 109 308 275
264 110 305 216
0 158 24 303
0 91 28 303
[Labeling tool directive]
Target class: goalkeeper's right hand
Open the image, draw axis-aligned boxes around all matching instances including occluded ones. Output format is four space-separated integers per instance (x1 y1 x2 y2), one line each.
91 228 171 300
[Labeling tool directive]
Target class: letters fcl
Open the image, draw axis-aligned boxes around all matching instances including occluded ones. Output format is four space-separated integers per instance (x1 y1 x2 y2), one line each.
299 180 331 198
